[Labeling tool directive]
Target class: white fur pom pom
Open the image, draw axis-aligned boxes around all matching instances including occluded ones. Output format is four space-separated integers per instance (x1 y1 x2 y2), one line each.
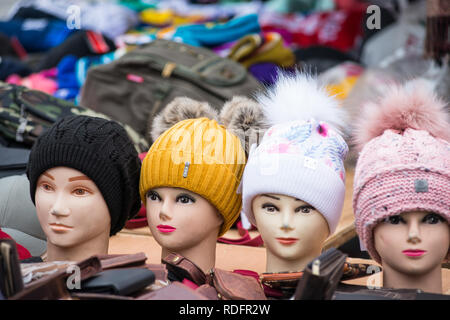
255 71 347 134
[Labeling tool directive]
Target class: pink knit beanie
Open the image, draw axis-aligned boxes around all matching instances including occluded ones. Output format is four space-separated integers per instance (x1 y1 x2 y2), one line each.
352 79 450 263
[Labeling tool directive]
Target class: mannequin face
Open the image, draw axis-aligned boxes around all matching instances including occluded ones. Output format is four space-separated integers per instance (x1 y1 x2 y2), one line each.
35 167 111 248
374 211 450 277
146 187 223 252
252 194 329 262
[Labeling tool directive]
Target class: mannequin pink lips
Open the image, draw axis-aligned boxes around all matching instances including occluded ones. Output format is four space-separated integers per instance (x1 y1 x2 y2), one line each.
276 237 298 245
157 225 176 233
402 249 426 257
49 223 73 232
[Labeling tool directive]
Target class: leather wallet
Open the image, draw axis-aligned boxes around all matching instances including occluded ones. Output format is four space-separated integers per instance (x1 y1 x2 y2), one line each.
294 248 347 300
260 271 303 298
71 292 135 300
79 268 155 296
196 284 219 300
97 252 147 270
145 263 168 282
162 252 206 285
20 255 102 288
260 271 303 289
10 270 71 300
162 252 266 300
137 282 209 300
0 239 25 298
207 268 267 300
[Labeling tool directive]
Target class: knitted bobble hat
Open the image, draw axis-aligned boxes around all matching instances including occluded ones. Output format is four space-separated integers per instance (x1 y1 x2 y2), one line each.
352 79 450 263
140 97 248 237
27 115 142 236
242 71 349 235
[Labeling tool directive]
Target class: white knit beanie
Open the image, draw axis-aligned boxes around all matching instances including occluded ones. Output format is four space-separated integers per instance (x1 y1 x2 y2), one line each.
242 72 348 235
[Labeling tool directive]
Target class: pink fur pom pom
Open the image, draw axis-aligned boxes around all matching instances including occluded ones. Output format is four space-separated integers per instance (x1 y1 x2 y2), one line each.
353 79 450 151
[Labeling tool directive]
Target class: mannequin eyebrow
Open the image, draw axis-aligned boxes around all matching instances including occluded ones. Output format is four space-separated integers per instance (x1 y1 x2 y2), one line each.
261 194 280 200
68 175 91 182
43 172 54 180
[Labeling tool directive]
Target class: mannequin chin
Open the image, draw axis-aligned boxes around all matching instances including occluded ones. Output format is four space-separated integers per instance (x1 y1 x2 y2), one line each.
374 211 450 294
146 187 223 273
252 193 329 273
35 166 111 262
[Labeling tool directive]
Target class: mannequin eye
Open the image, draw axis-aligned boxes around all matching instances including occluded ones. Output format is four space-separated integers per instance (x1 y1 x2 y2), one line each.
176 194 195 204
295 205 314 214
384 215 405 224
147 191 161 201
262 203 278 213
40 183 54 191
423 213 445 224
73 188 90 196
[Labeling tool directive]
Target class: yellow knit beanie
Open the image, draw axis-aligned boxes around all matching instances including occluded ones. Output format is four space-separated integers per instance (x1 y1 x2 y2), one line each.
139 117 246 236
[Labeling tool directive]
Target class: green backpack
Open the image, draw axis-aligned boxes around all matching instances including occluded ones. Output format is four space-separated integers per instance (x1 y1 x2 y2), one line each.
0 82 149 153
80 39 263 143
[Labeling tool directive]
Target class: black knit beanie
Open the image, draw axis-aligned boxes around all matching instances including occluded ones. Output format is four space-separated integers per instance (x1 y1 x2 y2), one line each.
26 115 141 235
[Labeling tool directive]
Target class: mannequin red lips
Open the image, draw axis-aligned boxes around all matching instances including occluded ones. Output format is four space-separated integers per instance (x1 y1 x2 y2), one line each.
157 225 176 233
402 249 426 257
276 237 298 245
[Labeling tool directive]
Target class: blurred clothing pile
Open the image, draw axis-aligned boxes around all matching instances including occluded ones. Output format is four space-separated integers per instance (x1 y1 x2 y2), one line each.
0 0 446 106
1 0 449 166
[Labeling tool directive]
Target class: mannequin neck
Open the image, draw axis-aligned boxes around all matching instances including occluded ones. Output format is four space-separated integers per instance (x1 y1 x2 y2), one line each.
382 263 443 294
46 232 110 262
161 232 219 274
265 248 322 273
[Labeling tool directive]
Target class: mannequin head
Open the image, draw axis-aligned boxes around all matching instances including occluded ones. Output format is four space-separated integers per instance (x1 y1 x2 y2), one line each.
145 187 223 263
252 194 329 272
242 72 348 273
140 113 246 272
373 211 449 292
35 167 111 256
353 80 450 293
27 115 141 261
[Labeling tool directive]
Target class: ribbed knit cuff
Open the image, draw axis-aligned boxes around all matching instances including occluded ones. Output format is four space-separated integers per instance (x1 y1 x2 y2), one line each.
354 169 450 263
242 153 346 235
139 149 243 237
27 143 123 235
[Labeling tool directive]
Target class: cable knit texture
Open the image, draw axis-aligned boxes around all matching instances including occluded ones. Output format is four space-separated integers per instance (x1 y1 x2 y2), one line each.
352 80 450 263
353 129 450 263
27 115 142 235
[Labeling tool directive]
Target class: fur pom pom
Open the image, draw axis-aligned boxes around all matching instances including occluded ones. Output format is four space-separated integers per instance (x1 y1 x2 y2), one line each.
353 79 450 151
151 97 219 142
219 96 269 155
255 71 347 134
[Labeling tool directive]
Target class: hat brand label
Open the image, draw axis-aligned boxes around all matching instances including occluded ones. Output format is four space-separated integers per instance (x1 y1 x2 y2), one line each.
183 162 190 178
414 179 428 193
303 156 318 170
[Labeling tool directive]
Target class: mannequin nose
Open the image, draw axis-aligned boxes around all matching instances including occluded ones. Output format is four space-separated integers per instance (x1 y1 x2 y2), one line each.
407 218 421 244
159 201 172 221
280 210 293 232
50 195 70 217
50 209 70 216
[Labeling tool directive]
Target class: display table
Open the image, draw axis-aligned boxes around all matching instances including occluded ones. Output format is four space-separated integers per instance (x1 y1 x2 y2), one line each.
109 167 450 294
